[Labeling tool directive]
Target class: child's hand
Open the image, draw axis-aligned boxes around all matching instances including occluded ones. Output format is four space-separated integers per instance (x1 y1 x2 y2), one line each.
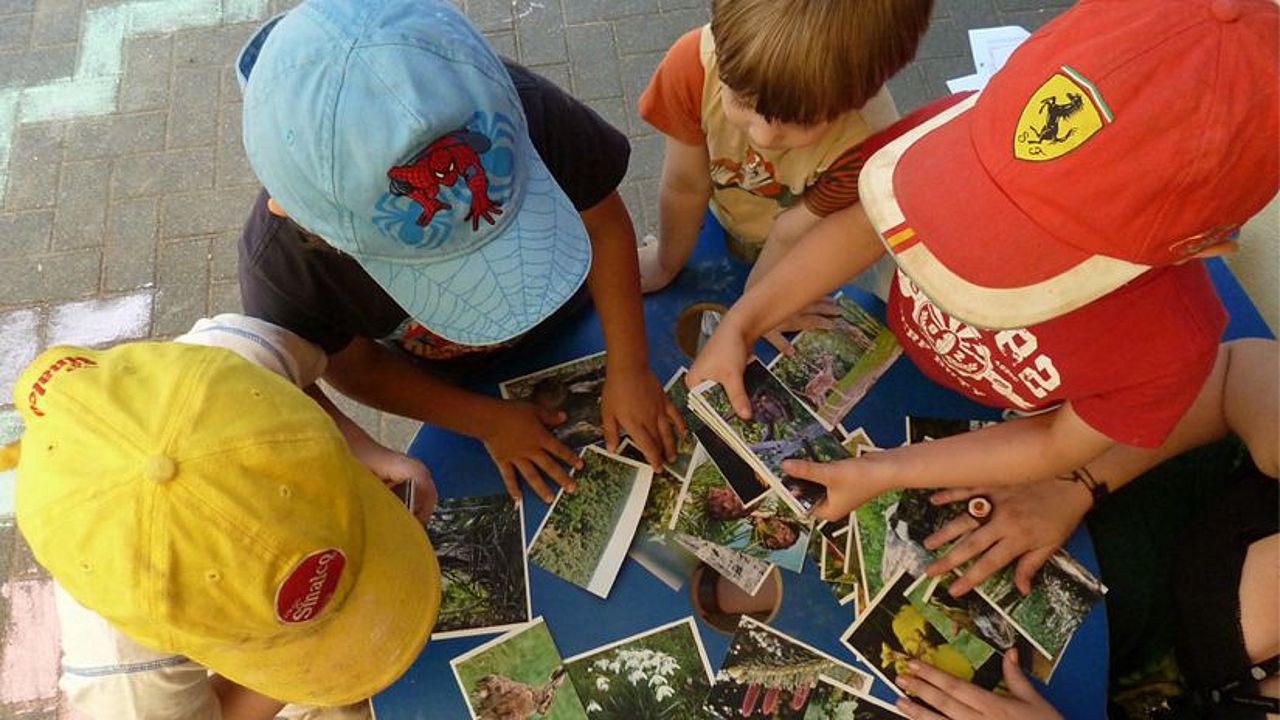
481 401 583 504
601 366 685 470
761 297 843 355
781 456 892 521
638 234 680 293
895 650 1062 720
352 441 438 523
687 316 754 418
923 479 1093 596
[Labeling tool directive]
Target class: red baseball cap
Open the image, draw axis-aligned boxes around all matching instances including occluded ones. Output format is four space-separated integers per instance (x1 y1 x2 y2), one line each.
860 0 1279 329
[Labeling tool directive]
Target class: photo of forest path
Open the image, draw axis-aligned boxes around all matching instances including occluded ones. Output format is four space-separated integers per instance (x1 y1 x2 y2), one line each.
673 455 810 572
426 494 529 637
706 617 870 719
564 618 713 719
452 619 588 720
771 295 901 427
528 447 650 596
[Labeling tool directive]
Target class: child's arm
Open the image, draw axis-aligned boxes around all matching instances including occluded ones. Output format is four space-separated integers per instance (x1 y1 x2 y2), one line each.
687 202 885 410
305 383 437 521
581 190 686 467
322 336 583 504
785 402 1117 522
639 136 712 292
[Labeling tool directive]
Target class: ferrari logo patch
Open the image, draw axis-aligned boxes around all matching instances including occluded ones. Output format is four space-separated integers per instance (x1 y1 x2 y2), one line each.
1014 65 1112 161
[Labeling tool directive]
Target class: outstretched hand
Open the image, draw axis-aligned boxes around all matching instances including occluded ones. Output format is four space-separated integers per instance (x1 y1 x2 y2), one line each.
781 456 893 522
601 367 685 471
923 479 1092 596
895 649 1062 720
481 400 583 504
687 317 754 419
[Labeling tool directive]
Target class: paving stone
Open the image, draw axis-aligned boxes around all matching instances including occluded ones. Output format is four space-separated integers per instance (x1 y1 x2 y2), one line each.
584 95 628 136
29 0 80 47
658 0 704 9
0 307 41 401
0 13 31 52
1001 7 1069 31
209 230 240 282
0 43 76 87
103 198 157 292
624 131 663 182
515 0 567 66
117 35 172 113
465 0 513 33
4 123 62 211
0 210 52 256
46 292 153 347
617 180 646 237
612 8 703 56
216 102 257 187
320 380 381 438
484 30 517 59
159 185 258 239
530 62 570 91
887 65 931 115
618 50 663 135
379 413 421 452
167 65 220 149
916 16 968 61
63 111 166 160
0 249 101 306
152 237 209 336
942 0 1001 32
52 160 108 251
566 23 621 99
171 23 258 69
207 278 241 316
111 147 214 199
565 0 657 24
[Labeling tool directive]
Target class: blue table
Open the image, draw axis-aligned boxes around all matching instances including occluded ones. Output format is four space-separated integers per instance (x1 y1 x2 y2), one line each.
372 220 1273 720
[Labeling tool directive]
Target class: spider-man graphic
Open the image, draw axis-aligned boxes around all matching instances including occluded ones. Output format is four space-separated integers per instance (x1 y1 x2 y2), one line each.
387 128 503 230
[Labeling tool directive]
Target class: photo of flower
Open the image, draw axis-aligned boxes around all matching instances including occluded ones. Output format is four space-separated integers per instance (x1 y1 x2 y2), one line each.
563 617 714 719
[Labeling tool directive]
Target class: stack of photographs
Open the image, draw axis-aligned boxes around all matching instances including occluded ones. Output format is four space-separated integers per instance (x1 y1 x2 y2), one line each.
528 446 653 599
704 616 875 719
688 359 852 517
769 294 902 429
426 495 531 639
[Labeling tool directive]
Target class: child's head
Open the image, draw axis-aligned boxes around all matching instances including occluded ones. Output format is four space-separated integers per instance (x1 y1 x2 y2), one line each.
13 341 439 706
711 0 934 150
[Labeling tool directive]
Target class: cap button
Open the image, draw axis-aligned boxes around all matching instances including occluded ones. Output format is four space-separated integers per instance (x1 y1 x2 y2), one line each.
143 455 177 484
1211 0 1241 22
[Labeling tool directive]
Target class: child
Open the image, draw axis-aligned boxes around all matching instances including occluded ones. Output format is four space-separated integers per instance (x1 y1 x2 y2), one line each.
636 0 934 304
689 0 1278 519
14 314 440 719
236 0 681 505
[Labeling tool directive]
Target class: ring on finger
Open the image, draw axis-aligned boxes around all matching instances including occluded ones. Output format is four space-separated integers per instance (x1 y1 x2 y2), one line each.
967 495 994 523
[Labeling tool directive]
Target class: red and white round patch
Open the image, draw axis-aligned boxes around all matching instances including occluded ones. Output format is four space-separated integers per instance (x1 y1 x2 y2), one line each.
275 549 346 624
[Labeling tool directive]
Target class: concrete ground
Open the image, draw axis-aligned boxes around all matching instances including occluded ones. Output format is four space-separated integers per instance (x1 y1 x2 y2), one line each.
1 0 1270 717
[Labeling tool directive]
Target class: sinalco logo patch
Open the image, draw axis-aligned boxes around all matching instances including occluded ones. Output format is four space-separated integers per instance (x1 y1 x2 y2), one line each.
1014 65 1112 161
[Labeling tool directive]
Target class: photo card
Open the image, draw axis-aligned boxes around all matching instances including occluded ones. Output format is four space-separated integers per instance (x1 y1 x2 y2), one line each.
672 452 811 573
802 676 907 719
528 445 653 599
974 549 1106 660
500 352 608 449
618 439 701 591
769 294 902 428
427 494 531 639
705 616 872 719
663 368 701 479
689 359 851 516
563 617 714 719
674 533 775 596
450 617 588 720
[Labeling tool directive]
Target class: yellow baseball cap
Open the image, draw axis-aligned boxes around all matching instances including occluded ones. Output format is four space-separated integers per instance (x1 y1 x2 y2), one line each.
13 341 440 706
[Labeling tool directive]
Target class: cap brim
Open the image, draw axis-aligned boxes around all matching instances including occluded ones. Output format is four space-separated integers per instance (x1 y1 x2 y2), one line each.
860 92 1148 329
357 132 592 347
192 459 440 707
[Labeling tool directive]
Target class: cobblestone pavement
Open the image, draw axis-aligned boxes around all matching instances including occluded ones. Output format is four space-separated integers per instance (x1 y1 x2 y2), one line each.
0 0 1098 716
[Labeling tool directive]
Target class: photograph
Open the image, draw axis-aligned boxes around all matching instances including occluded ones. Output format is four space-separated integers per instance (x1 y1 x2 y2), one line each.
451 617 588 720
770 295 902 428
819 531 861 609
903 576 1004 691
904 416 995 445
691 359 851 516
706 616 872 719
842 571 995 702
975 549 1106 659
853 477 959 602
934 572 1059 683
693 421 771 508
563 617 715 719
672 453 811 573
618 440 701 591
663 368 701 479
499 351 609 449
527 445 653 599
839 427 877 456
674 533 775 596
802 676 907 719
426 494 531 639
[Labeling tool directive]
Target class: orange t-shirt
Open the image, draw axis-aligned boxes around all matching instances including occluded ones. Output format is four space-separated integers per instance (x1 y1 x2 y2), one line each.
639 27 896 245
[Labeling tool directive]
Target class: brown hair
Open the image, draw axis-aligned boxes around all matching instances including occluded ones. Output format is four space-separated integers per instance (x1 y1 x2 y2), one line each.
711 0 934 125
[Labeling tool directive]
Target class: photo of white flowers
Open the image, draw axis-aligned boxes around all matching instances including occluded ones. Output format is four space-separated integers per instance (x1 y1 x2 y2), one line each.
563 617 714 719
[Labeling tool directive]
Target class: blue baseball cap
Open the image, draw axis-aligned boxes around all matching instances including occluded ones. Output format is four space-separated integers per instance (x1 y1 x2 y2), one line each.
237 0 591 346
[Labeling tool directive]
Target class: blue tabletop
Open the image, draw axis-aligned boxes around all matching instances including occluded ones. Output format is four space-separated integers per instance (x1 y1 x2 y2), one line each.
372 221 1273 720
